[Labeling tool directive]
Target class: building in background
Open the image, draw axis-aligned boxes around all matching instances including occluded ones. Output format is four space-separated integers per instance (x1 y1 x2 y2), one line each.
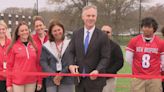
0 13 33 34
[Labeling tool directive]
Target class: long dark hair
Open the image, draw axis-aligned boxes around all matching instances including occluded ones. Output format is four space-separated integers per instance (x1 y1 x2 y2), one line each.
48 20 65 42
7 21 37 54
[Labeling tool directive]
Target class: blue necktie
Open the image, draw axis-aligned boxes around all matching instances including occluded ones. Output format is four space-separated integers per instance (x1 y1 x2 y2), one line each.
84 31 90 54
83 31 89 77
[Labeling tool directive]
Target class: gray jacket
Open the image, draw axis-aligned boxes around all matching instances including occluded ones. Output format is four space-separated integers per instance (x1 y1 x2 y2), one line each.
40 38 74 87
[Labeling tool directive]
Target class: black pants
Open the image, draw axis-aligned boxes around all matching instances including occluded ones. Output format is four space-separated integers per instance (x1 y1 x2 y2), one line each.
0 80 6 92
162 82 164 92
35 78 46 92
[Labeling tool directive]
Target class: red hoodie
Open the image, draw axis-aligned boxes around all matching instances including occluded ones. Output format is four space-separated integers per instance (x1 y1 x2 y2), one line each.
0 38 10 81
32 33 48 75
6 39 41 87
32 33 48 57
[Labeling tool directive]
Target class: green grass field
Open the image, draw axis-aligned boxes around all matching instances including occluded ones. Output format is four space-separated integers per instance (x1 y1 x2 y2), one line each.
115 46 131 92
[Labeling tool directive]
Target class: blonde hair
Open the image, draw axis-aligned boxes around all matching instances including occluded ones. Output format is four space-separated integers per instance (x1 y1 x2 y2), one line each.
0 20 7 29
0 20 11 39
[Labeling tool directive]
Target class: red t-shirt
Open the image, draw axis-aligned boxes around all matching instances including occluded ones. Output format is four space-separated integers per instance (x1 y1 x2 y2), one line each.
126 34 164 75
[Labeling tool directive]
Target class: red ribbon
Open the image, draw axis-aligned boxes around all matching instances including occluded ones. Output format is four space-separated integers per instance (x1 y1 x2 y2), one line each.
1 71 164 79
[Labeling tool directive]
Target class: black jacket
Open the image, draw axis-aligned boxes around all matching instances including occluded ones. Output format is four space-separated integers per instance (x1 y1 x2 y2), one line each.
63 27 110 87
106 40 124 74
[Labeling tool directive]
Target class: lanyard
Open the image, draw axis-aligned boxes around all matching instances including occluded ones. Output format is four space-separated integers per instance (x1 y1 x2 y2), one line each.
55 41 64 59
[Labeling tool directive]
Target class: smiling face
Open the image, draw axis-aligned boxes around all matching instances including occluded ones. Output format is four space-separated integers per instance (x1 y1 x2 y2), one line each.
82 7 97 30
34 20 45 34
51 25 64 41
18 24 30 42
0 25 7 38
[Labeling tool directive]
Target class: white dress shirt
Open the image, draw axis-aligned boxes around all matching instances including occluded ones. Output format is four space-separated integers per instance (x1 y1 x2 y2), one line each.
83 26 95 44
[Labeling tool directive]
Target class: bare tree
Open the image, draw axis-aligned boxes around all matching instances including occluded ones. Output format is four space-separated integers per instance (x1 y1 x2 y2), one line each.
3 7 33 15
45 0 156 33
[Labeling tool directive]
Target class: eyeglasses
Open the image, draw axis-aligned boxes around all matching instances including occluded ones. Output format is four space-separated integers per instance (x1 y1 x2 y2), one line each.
102 30 111 34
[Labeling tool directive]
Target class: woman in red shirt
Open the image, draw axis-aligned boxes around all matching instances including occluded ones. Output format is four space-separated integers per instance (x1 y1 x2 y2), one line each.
6 21 41 92
32 16 48 92
0 20 11 92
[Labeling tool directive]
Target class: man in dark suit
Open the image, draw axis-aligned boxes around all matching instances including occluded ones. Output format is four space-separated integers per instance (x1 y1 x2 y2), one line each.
65 5 110 92
101 25 124 92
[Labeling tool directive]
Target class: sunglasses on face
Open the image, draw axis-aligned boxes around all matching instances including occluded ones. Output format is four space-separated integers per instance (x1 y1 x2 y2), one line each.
102 30 111 34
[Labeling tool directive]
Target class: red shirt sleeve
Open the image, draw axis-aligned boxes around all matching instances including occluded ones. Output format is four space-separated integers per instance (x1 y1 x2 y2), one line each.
159 40 164 55
6 48 15 87
126 38 136 52
36 53 42 85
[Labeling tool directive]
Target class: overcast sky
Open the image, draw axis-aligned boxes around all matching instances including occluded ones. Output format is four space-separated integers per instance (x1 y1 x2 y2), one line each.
0 0 53 11
0 0 164 11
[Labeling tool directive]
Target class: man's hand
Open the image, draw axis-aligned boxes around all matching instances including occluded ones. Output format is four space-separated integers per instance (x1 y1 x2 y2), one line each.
90 70 99 80
69 65 79 74
53 75 63 86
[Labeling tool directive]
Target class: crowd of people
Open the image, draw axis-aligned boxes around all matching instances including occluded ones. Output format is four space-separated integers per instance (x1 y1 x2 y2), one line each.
0 4 164 92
